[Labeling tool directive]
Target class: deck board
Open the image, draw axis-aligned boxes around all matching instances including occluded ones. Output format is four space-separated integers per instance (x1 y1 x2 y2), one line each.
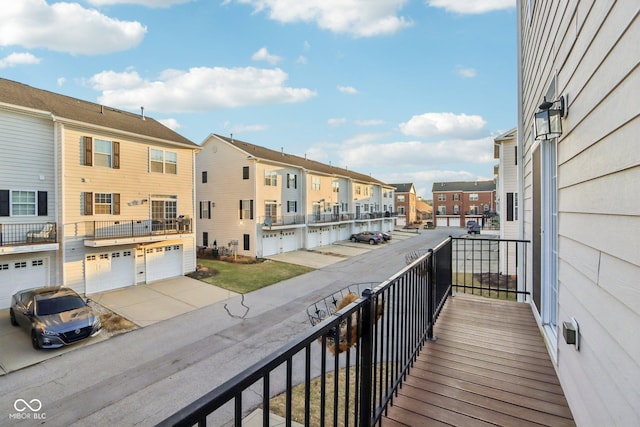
381 294 575 427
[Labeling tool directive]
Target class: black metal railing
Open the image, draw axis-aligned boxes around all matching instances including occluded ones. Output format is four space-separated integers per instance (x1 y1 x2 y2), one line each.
158 239 453 427
0 222 57 246
260 214 306 227
450 236 529 300
85 218 192 240
307 213 355 224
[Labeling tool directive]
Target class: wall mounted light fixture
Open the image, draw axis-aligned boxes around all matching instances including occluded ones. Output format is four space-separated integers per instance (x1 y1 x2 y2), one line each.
535 95 567 140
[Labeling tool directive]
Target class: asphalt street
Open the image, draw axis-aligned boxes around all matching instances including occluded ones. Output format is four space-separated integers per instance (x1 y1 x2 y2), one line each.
0 229 452 427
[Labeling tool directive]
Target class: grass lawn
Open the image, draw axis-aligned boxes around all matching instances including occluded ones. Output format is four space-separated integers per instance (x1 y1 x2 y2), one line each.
192 258 314 294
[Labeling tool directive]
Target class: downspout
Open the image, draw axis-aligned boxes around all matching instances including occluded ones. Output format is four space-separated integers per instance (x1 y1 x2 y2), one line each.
516 0 526 302
53 117 64 287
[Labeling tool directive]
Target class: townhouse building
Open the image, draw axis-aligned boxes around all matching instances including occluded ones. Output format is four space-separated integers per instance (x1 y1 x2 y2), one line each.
517 1 639 424
431 180 496 228
196 134 395 258
494 128 519 275
0 78 199 308
390 183 417 227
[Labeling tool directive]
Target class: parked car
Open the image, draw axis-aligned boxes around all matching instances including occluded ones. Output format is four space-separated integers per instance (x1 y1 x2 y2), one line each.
350 231 381 245
466 220 481 235
9 286 102 349
371 231 392 241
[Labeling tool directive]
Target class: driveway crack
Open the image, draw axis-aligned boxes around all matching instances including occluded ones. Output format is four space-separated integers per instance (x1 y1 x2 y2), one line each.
224 294 250 319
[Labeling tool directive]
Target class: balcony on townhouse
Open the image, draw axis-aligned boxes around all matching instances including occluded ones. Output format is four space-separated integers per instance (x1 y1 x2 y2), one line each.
307 212 356 225
260 214 306 229
160 236 574 427
83 217 192 247
0 222 58 254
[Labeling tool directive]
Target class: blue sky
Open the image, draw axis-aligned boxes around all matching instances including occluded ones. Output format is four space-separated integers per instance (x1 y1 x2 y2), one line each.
0 0 516 198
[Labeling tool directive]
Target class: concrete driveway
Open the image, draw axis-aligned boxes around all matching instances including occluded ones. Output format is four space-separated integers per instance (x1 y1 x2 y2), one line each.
0 276 237 375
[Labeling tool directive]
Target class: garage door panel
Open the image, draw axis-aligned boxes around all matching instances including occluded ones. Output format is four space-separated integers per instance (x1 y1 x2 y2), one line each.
146 245 182 283
86 250 135 294
0 258 48 308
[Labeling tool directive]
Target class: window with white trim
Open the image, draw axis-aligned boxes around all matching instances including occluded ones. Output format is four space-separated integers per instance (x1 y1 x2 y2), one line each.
94 139 113 167
149 148 177 174
311 176 321 191
95 193 113 214
264 170 278 186
437 194 446 201
469 193 479 201
11 190 36 216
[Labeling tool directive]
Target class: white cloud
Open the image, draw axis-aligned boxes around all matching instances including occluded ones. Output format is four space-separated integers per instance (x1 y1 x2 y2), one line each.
355 119 385 126
87 0 194 6
0 52 41 68
455 66 476 78
57 77 66 86
231 0 412 37
158 118 181 130
89 67 316 113
252 47 282 65
338 85 358 95
0 0 146 55
337 136 495 169
228 123 269 133
399 112 486 139
328 118 347 127
296 56 308 64
427 0 515 14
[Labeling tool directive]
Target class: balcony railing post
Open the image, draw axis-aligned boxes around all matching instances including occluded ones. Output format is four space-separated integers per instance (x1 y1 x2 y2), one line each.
358 287 374 427
426 249 436 342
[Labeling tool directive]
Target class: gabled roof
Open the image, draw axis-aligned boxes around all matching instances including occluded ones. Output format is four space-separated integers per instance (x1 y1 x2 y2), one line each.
389 183 415 193
211 134 392 187
431 180 496 192
0 78 197 148
494 127 517 142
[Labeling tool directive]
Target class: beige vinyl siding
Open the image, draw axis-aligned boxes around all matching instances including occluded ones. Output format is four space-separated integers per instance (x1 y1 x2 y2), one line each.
520 1 640 425
61 125 196 290
196 137 256 256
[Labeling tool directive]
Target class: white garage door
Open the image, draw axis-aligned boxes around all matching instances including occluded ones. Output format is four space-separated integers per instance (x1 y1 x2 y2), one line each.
339 225 351 241
262 233 279 257
281 231 298 253
86 250 135 294
449 218 461 228
436 218 448 227
0 258 48 308
306 229 319 249
146 245 182 283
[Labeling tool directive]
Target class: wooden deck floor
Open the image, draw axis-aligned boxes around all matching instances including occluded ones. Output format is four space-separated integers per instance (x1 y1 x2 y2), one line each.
381 294 575 427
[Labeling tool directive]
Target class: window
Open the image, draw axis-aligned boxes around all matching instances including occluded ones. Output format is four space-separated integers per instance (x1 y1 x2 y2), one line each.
95 193 113 215
453 205 459 214
355 185 361 195
311 176 321 191
287 174 297 189
453 194 460 201
239 200 253 220
437 194 446 201
332 181 339 193
243 234 250 251
202 171 208 183
507 193 519 221
398 206 405 215
10 191 36 216
287 201 297 213
200 201 211 219
243 166 249 179
152 199 177 221
149 148 177 174
437 206 446 215
265 200 277 219
365 187 370 196
397 195 405 202
203 232 209 247
94 139 113 167
264 170 278 186
469 193 479 201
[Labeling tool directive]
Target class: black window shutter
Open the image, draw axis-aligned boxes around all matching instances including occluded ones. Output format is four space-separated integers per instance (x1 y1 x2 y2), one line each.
250 200 254 220
239 200 243 219
113 193 120 215
294 201 297 213
113 141 120 169
286 174 290 188
84 136 93 166
207 201 211 219
84 192 93 215
37 191 48 216
286 201 290 213
0 190 9 216
294 175 297 189
243 166 249 179
202 171 207 183
199 201 203 219
506 193 514 221
203 232 209 247
243 234 250 251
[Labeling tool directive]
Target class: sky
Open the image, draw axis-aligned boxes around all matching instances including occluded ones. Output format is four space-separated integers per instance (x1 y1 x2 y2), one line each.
0 0 517 199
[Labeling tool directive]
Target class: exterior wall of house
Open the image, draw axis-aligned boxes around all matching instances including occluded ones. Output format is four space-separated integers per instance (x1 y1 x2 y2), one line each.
60 124 196 294
197 137 257 257
0 108 59 307
498 140 519 240
518 1 639 424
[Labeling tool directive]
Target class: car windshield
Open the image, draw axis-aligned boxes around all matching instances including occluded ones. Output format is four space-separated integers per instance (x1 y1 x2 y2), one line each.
36 295 86 316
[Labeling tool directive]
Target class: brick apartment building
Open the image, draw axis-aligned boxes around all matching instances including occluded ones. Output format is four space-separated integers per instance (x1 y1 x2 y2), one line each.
431 180 496 228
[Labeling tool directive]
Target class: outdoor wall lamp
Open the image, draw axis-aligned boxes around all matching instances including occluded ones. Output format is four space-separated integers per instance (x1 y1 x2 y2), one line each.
535 95 567 140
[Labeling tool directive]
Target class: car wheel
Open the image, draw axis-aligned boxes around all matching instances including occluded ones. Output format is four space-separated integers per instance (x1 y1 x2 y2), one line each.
9 309 18 326
351 237 357 243
369 239 375 245
31 330 42 350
